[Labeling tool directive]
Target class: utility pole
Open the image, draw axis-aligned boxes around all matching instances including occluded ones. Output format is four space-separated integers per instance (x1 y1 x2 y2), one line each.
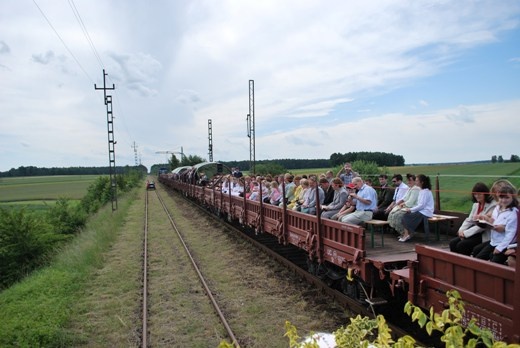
94 69 117 211
208 119 213 162
247 80 255 175
132 141 139 166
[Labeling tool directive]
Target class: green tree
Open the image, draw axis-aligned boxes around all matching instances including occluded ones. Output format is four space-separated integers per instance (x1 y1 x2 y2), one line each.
510 154 519 162
169 154 180 170
498 155 504 163
181 154 206 166
491 155 497 163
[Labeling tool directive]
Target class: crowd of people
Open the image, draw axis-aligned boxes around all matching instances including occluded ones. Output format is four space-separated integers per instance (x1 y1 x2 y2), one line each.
196 162 518 267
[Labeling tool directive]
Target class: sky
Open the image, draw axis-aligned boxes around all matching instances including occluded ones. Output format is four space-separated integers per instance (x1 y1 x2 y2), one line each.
1 0 519 172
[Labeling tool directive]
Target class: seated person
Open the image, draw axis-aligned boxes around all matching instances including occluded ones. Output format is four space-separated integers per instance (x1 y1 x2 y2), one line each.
268 181 282 205
372 174 394 220
322 178 348 219
449 182 496 255
279 173 295 207
319 178 335 206
388 174 420 237
231 178 244 197
287 176 302 209
248 182 260 201
301 176 324 215
221 175 231 194
340 177 378 225
399 174 434 242
331 183 356 220
385 174 409 213
473 185 518 264
292 179 309 211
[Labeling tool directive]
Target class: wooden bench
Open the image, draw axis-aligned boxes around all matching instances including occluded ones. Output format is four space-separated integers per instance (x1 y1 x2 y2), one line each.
426 214 459 241
365 219 390 247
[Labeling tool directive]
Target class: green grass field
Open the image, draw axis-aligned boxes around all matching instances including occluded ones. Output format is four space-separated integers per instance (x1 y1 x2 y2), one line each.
0 175 102 210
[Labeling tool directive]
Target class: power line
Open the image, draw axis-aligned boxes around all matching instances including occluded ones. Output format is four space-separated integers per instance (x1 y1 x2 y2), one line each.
33 0 137 163
66 0 136 149
67 0 104 69
32 0 94 84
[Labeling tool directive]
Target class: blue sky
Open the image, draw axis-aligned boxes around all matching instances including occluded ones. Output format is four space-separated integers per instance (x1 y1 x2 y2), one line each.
1 0 519 172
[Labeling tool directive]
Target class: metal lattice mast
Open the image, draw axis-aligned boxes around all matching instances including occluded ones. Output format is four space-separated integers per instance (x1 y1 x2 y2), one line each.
94 69 117 211
208 119 213 162
132 141 139 166
247 80 255 175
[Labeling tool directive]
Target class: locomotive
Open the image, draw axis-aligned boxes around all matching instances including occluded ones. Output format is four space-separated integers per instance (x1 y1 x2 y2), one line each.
159 162 519 344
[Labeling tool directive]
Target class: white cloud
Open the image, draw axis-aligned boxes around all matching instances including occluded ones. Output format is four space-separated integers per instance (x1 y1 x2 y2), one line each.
0 0 519 171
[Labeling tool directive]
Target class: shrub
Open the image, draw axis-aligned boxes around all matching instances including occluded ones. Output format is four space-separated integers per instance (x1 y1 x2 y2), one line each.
284 290 520 348
334 160 388 185
46 198 87 235
254 163 287 176
0 208 67 289
80 176 112 213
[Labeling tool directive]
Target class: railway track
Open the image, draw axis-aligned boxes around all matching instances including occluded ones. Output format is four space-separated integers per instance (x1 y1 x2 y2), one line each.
142 189 240 347
165 187 434 347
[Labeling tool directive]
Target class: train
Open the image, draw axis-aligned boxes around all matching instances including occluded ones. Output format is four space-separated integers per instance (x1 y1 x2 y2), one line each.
158 162 520 344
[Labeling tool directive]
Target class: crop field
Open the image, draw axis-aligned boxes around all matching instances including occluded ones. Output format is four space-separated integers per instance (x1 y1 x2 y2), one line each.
0 175 101 210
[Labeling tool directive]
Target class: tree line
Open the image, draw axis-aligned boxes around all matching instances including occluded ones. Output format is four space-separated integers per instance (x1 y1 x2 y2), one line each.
0 165 148 177
222 152 403 172
330 151 405 167
153 152 406 173
492 155 519 163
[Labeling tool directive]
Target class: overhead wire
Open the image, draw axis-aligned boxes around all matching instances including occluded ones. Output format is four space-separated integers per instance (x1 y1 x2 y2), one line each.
67 0 104 69
33 0 138 160
67 0 137 149
32 0 94 84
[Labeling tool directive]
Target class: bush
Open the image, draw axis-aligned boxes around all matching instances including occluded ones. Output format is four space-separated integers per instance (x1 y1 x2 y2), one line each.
80 176 112 213
284 290 520 348
0 208 68 289
254 163 287 176
46 198 87 235
81 172 143 214
334 160 388 185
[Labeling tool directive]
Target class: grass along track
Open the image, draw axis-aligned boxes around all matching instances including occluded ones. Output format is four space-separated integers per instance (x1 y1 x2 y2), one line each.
145 189 228 346
150 187 349 346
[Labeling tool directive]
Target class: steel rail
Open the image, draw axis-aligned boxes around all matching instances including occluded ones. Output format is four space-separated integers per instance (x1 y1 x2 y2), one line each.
154 190 240 348
142 190 149 347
